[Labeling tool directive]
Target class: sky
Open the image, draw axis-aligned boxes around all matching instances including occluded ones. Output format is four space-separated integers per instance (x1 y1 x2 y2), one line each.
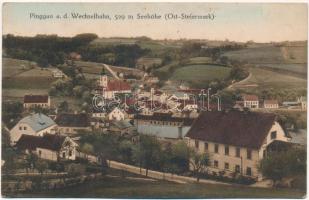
2 3 308 42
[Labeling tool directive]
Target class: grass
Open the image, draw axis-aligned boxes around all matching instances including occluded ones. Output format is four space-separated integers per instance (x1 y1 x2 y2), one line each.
222 45 307 64
188 57 213 64
9 175 305 198
74 60 105 75
255 63 307 74
2 58 37 78
231 67 307 93
2 76 55 90
171 64 231 82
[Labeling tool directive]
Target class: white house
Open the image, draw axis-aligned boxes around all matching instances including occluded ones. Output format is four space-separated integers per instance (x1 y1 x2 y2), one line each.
264 100 279 109
108 107 126 121
23 95 50 109
186 110 290 181
242 94 259 109
10 113 57 145
16 134 78 161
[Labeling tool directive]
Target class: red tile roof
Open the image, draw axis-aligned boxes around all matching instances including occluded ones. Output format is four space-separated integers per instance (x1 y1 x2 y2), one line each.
264 100 278 105
186 111 276 149
106 80 131 91
16 134 67 151
24 95 49 103
242 94 259 101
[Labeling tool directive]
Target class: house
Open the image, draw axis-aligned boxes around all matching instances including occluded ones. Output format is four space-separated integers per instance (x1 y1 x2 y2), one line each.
69 52 82 60
51 68 65 78
108 107 126 121
109 120 135 135
99 75 131 99
242 94 259 109
55 113 91 135
185 110 290 180
263 100 279 109
135 112 195 139
10 113 57 145
92 110 106 118
16 134 78 161
299 96 307 110
23 95 50 109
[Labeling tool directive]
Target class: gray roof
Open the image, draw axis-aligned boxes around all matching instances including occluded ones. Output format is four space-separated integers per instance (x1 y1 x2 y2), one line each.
289 129 306 145
19 113 56 132
112 120 132 129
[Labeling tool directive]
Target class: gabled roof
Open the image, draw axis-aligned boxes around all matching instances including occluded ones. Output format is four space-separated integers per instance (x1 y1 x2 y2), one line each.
18 113 56 132
16 134 69 151
106 80 131 91
55 113 90 127
111 120 133 129
24 95 49 103
242 94 258 101
264 100 278 105
186 111 276 149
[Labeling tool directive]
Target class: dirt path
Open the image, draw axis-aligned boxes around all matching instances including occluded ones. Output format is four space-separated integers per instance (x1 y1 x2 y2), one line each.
227 72 252 89
103 64 120 80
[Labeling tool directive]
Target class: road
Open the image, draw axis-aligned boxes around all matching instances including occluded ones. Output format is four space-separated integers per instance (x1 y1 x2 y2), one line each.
103 64 120 80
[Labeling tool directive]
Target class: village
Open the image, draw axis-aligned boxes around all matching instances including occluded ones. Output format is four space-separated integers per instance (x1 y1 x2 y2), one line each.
2 56 307 195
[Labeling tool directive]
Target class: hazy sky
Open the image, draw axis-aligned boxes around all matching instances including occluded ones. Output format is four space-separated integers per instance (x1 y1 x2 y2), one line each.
3 3 308 42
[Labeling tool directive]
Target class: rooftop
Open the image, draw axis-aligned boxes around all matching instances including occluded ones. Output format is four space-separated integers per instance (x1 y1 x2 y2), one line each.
186 110 277 149
55 113 90 127
19 113 56 132
24 95 49 103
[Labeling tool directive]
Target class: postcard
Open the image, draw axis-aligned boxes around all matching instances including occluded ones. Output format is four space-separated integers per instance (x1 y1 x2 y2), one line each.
1 2 307 198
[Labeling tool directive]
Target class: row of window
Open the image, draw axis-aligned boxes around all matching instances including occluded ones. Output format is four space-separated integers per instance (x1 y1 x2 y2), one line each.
149 120 182 126
195 141 252 159
213 160 252 176
19 126 27 131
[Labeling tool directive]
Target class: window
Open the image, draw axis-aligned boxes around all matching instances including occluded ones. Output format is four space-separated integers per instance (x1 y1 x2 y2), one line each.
214 160 219 168
246 167 252 176
224 145 229 155
204 142 208 151
24 126 27 130
19 126 22 130
69 150 72 156
62 152 66 158
214 144 219 153
236 147 240 157
224 162 229 170
195 140 199 149
38 150 42 157
235 165 240 173
247 149 252 160
271 131 277 139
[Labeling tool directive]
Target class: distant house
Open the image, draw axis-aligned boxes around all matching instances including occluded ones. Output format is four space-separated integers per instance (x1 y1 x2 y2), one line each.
242 94 259 109
55 113 91 135
92 110 106 118
299 96 307 110
69 52 82 60
99 75 131 99
263 100 279 109
16 134 78 161
185 111 290 180
108 107 126 121
23 95 50 109
10 113 57 145
109 120 135 135
51 68 65 78
135 112 194 139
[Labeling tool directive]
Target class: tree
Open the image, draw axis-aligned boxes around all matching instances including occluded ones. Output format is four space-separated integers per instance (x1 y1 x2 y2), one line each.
133 135 162 176
168 141 190 174
259 148 306 187
36 160 48 176
81 143 94 157
189 149 210 182
25 153 38 172
58 101 69 113
118 140 134 164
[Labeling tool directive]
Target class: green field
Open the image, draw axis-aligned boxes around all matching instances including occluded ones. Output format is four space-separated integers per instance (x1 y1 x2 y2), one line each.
223 45 307 64
11 176 305 198
255 63 307 74
171 64 231 83
230 67 307 94
188 57 213 64
2 58 37 78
